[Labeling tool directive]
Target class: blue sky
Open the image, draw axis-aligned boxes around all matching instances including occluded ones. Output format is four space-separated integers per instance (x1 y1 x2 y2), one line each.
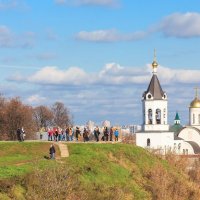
1 0 200 126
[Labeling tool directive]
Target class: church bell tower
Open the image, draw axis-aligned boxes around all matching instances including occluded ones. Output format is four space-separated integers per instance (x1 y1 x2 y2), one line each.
142 50 169 131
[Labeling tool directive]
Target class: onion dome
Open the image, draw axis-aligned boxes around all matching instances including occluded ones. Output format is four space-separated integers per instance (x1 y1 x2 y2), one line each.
190 97 200 108
190 87 200 108
152 49 158 73
152 60 158 69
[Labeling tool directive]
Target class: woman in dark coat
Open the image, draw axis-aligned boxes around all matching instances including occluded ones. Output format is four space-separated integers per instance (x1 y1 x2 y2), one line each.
49 144 56 159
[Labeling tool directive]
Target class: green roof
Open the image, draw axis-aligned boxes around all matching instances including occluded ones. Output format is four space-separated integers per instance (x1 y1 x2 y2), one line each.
174 112 180 121
169 124 183 136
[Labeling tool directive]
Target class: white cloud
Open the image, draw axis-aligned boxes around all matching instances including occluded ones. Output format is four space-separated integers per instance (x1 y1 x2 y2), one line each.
76 29 147 42
157 66 200 84
26 94 46 104
0 25 36 48
75 12 200 43
6 63 200 125
8 63 150 85
55 0 119 7
158 12 200 38
0 25 14 47
8 63 200 86
28 66 90 85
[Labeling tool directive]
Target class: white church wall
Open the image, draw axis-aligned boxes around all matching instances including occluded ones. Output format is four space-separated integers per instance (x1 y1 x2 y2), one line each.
178 127 200 146
136 132 174 149
171 140 194 155
136 133 195 155
189 107 200 126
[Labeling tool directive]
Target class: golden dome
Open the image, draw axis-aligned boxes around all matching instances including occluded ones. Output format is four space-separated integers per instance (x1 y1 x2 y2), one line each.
152 49 158 69
190 97 200 108
152 60 158 68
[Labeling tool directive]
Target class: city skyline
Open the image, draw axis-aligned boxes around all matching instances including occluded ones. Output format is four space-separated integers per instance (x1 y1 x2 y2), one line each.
0 0 200 125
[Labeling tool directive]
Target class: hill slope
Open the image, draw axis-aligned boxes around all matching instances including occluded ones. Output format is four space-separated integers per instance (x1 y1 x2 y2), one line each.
0 142 200 200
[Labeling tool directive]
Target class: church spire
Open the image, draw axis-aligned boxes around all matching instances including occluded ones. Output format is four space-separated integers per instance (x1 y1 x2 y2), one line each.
152 49 158 74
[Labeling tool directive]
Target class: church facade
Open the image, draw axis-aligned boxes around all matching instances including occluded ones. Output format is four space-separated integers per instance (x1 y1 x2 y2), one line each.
136 53 200 155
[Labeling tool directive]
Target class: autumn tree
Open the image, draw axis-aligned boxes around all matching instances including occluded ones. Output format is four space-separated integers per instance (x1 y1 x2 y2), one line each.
51 102 72 128
33 106 53 131
5 97 37 140
0 95 7 140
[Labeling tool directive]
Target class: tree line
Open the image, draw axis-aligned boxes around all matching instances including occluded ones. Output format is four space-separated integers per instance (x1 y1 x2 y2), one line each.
0 95 72 140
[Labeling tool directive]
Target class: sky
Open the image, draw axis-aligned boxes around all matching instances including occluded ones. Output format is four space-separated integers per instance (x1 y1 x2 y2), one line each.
0 0 200 126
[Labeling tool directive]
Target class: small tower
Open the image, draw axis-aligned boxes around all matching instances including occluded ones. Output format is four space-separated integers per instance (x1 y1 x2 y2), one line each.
189 87 200 129
174 112 180 125
142 50 169 131
169 112 182 136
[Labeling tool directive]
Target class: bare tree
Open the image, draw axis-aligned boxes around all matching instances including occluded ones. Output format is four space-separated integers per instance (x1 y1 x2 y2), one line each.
51 102 72 128
33 106 53 131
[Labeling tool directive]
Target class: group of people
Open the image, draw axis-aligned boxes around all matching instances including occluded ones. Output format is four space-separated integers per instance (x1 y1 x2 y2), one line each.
48 126 119 160
47 126 119 142
94 126 119 142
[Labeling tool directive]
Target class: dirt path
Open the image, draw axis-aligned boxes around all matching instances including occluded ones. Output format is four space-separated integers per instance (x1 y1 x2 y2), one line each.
56 142 69 158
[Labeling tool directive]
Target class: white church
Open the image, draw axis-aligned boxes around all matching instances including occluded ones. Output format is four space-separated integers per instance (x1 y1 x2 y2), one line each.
136 53 200 155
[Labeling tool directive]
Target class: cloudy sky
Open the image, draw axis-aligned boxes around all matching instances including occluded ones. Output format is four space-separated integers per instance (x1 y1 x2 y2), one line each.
0 0 200 126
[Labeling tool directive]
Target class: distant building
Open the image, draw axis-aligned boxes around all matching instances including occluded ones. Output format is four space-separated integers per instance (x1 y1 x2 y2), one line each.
102 120 111 127
86 120 95 131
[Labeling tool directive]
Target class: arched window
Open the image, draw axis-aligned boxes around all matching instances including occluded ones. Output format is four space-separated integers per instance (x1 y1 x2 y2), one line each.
156 109 161 124
148 109 152 124
147 138 151 147
193 114 195 124
183 149 185 155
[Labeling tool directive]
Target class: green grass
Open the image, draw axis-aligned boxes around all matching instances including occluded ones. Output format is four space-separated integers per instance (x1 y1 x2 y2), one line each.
65 143 160 199
0 142 199 200
0 142 59 179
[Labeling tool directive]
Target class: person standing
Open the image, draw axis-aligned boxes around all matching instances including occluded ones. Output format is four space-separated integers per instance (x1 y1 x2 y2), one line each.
75 127 81 141
65 127 69 141
17 128 21 141
55 129 58 141
49 144 56 159
114 128 119 141
94 126 100 142
83 127 89 142
69 127 73 141
48 129 53 141
110 127 113 141
104 127 109 141
20 127 25 141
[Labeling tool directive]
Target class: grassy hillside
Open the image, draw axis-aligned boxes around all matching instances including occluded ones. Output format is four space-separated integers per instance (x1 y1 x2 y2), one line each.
0 142 59 179
0 142 200 200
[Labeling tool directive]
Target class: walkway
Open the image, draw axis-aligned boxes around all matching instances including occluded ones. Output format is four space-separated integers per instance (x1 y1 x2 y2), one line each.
57 142 69 158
